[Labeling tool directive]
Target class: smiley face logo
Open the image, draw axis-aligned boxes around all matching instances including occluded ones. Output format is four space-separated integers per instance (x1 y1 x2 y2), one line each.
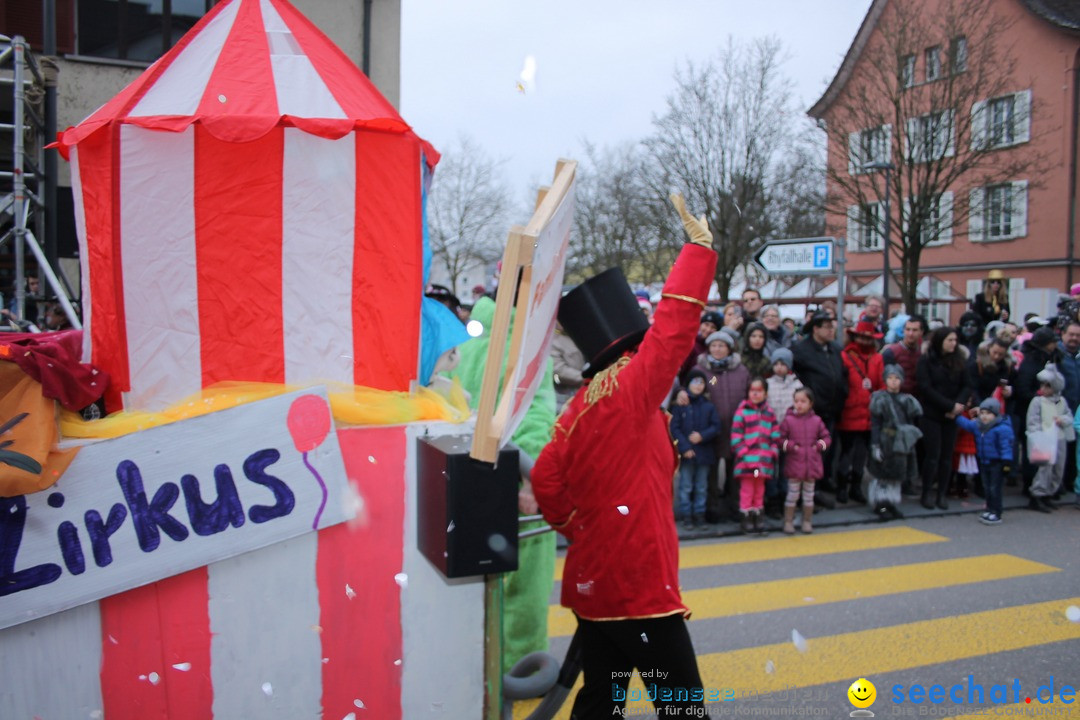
848 678 877 709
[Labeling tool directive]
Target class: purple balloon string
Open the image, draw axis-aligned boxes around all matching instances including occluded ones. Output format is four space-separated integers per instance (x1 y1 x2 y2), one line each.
303 450 328 530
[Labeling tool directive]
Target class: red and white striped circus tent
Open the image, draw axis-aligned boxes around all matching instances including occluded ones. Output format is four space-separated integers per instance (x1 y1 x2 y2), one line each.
57 0 437 412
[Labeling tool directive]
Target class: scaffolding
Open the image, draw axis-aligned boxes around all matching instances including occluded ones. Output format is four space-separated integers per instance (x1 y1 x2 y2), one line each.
0 34 79 331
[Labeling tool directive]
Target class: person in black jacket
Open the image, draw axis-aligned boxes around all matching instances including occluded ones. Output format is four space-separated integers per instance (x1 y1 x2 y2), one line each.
1014 326 1062 492
792 311 848 496
916 326 974 510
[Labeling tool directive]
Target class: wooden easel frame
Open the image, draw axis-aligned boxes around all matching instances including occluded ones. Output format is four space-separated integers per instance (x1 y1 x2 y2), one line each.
470 159 576 464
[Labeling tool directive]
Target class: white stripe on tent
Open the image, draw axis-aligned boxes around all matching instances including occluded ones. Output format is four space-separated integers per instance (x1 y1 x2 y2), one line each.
282 129 356 385
69 147 93 364
208 534 323 719
261 0 346 119
0 602 104 719
129 0 242 118
120 126 202 411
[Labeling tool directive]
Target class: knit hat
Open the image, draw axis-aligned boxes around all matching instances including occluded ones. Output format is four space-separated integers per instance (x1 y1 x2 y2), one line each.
1031 326 1057 348
807 309 834 328
705 330 736 349
700 311 724 330
978 397 1001 416
883 364 904 381
686 368 707 385
770 347 793 370
1037 363 1066 393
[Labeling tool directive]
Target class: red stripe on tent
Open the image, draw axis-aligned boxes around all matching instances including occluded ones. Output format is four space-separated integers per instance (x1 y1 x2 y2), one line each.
267 0 408 128
317 427 405 719
194 125 285 386
195 0 280 142
78 126 129 411
100 568 213 720
353 132 422 390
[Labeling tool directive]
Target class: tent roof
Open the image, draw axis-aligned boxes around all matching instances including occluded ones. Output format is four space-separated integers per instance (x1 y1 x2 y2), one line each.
59 0 426 150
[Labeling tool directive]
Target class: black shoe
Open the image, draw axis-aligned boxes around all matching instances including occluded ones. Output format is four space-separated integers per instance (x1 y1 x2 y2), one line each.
920 491 934 510
740 514 753 533
874 503 890 522
836 485 849 504
1029 497 1052 514
887 503 905 519
936 497 948 510
1043 497 1059 509
815 492 836 509
849 485 867 504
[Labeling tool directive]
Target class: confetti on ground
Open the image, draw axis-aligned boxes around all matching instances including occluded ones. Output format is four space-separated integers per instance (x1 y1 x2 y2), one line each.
262 682 273 697
346 583 356 599
617 506 629 515
765 660 775 674
791 629 808 653
148 672 160 685
394 573 408 589
172 662 191 672
1067 605 1080 623
803 597 815 603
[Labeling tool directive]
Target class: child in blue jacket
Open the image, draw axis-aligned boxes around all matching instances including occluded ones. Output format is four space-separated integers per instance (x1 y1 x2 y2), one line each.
670 368 722 528
955 397 1014 525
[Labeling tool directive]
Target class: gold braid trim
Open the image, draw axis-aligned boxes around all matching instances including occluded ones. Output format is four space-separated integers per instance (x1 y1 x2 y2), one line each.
585 355 631 405
660 292 705 308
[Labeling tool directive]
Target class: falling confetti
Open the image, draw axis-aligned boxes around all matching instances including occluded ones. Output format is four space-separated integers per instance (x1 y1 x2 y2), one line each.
344 714 357 720
354 699 366 708
516 55 537 94
218 95 227 103
322 658 330 664
346 584 357 600
90 712 104 719
343 481 368 530
394 659 402 666
765 660 776 674
1066 605 1080 623
640 633 649 643
138 674 147 681
262 682 274 697
709 376 717 385
311 625 323 633
368 455 377 464
617 506 629 515
488 533 509 553
172 662 191 672
791 629 808 653
148 672 161 685
394 573 409 589
447 520 456 532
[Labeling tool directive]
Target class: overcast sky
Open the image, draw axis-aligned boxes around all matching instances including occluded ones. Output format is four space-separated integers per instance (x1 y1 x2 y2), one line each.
401 1 871 199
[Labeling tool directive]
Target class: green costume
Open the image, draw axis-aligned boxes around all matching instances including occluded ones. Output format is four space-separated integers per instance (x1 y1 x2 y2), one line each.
446 296 557 673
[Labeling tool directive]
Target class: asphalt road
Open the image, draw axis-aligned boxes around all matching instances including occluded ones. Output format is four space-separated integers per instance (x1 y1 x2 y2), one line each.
516 500 1080 720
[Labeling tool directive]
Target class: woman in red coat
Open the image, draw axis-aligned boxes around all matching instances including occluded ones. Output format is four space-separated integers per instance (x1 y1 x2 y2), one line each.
532 195 716 717
836 320 884 503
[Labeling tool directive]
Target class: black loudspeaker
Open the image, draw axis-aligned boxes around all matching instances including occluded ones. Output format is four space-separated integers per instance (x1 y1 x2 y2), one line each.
417 435 520 578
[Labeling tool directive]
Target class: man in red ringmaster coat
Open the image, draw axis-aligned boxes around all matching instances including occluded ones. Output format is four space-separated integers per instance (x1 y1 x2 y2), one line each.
532 194 717 718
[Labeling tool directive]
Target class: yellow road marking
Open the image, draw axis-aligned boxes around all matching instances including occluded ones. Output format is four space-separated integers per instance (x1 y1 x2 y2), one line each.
549 554 1058 637
553 526 947 580
516 597 1080 720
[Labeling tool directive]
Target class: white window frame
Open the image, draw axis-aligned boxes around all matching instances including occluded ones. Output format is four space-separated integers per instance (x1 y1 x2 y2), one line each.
951 36 968 73
968 180 1028 242
847 201 884 251
847 124 892 175
925 46 942 82
903 191 954 247
901 54 916 88
905 110 955 163
970 90 1031 151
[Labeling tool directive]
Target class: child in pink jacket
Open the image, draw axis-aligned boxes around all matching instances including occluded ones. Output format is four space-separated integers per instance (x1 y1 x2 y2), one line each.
778 387 832 534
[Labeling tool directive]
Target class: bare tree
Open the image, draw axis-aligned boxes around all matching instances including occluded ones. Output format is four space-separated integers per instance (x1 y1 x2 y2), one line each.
566 142 674 286
817 0 1051 312
644 36 819 301
427 136 512 295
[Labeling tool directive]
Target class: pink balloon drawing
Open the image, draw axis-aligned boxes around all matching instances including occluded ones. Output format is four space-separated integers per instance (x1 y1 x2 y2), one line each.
287 395 332 529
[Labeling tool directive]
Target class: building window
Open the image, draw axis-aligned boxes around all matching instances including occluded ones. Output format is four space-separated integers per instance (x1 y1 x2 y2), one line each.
921 192 953 246
950 36 968 73
848 124 892 174
906 110 954 163
971 90 1031 151
925 46 942 82
900 54 916 88
968 181 1028 242
847 202 883 251
77 0 215 63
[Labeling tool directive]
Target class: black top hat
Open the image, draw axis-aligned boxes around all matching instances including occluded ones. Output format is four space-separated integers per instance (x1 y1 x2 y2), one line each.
558 267 650 378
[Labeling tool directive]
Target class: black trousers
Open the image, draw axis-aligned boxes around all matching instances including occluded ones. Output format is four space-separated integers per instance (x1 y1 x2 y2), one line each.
571 614 704 718
920 416 958 494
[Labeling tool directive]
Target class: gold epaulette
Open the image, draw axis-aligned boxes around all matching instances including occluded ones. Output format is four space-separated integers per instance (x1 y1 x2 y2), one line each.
585 355 631 405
